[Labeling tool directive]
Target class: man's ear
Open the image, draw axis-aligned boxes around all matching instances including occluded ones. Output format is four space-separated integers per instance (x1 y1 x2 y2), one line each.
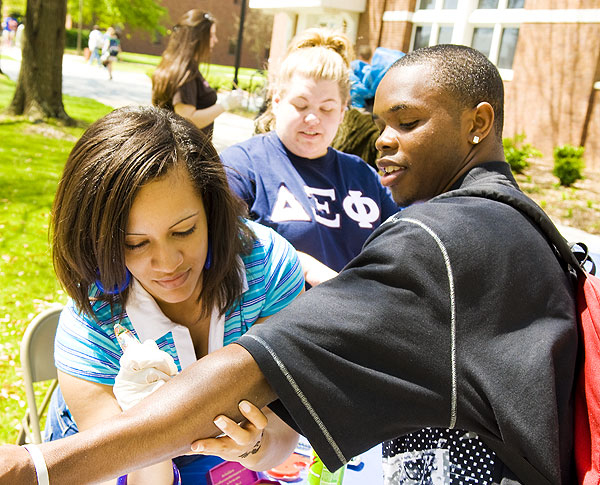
469 102 495 144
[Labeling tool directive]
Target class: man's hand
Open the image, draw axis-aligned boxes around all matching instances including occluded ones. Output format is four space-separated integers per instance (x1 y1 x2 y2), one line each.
113 340 178 411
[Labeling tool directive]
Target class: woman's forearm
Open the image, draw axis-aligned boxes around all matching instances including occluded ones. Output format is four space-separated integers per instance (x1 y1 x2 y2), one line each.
128 460 176 485
189 104 226 129
297 251 338 287
174 103 225 130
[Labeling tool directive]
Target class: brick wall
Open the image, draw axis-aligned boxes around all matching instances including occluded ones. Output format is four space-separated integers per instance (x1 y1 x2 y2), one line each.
356 0 384 50
504 21 600 170
379 20 412 52
121 0 272 70
358 0 600 170
357 0 415 52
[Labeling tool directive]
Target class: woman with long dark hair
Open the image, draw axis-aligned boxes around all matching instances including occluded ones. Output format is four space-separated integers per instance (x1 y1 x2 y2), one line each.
152 10 242 140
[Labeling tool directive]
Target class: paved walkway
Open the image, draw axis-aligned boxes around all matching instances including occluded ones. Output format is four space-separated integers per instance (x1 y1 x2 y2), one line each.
2 46 599 260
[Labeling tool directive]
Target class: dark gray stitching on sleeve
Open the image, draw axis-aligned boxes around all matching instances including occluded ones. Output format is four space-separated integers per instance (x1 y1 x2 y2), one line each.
243 334 347 464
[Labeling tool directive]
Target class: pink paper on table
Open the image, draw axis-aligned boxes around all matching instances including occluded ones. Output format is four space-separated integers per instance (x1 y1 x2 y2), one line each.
207 461 277 485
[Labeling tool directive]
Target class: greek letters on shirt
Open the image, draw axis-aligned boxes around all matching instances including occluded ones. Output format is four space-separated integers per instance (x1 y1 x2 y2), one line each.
270 184 381 229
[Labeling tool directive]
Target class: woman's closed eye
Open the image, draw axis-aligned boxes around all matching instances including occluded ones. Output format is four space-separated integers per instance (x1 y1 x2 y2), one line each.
125 240 147 251
173 225 196 238
125 225 197 250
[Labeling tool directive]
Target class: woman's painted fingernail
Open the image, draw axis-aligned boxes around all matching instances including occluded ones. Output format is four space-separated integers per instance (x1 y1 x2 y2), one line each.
214 417 226 428
192 443 203 452
239 401 251 413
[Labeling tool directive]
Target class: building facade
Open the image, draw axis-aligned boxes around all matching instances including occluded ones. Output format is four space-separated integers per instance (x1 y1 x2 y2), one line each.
122 0 273 71
251 0 600 169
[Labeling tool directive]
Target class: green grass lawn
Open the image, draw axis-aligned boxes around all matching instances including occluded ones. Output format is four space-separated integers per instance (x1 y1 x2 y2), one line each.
0 75 113 444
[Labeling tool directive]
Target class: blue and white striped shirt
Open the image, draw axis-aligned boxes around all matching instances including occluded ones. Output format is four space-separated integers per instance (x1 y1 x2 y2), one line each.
54 220 304 386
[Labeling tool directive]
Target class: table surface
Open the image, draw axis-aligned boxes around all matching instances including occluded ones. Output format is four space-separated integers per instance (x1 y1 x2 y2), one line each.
261 440 383 484
337 444 383 485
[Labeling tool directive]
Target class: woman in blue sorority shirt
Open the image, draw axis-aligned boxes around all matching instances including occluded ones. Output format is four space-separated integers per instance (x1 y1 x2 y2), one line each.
45 106 303 485
222 29 399 288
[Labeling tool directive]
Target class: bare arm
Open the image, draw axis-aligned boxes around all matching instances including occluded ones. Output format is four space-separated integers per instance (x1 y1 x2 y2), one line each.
174 102 225 130
59 371 175 485
189 316 300 471
0 344 275 485
297 251 338 287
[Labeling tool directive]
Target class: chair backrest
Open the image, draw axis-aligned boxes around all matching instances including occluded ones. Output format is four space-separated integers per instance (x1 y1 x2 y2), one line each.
19 306 62 444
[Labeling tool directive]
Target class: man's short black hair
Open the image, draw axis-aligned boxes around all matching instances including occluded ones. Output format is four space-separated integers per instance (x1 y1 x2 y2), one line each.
390 44 504 140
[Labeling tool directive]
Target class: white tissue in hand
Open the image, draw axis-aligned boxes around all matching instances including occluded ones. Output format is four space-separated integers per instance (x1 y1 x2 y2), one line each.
221 89 244 111
113 339 178 410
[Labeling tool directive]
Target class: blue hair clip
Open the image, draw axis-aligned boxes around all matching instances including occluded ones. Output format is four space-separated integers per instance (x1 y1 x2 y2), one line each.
95 269 131 295
204 239 212 270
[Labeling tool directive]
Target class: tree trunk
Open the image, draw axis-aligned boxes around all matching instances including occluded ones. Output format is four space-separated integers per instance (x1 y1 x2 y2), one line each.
8 0 73 124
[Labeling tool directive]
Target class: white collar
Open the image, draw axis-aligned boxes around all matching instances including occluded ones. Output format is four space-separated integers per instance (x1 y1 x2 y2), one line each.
125 258 248 370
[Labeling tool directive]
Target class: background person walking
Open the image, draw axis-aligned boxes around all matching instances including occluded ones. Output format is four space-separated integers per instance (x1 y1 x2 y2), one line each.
88 25 104 67
101 27 121 80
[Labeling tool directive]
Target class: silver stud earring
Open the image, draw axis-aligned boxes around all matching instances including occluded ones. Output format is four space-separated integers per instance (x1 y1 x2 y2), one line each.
472 135 480 144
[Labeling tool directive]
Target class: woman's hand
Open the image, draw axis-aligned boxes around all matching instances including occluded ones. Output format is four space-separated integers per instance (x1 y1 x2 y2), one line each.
189 401 299 471
190 400 268 464
113 339 178 411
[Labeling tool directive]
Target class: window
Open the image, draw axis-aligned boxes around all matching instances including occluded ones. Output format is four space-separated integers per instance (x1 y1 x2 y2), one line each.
414 26 432 49
477 0 499 7
438 26 453 44
407 0 521 75
418 0 436 10
497 27 519 69
472 27 494 57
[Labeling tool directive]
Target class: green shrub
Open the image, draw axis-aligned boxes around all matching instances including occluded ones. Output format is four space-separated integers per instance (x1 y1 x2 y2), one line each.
553 144 585 187
502 133 542 174
65 28 90 50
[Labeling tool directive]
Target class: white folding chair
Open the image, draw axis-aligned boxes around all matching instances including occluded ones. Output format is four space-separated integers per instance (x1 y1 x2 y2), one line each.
16 306 62 445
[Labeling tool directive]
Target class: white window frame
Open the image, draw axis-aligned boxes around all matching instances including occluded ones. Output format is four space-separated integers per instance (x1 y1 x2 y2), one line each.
409 0 523 78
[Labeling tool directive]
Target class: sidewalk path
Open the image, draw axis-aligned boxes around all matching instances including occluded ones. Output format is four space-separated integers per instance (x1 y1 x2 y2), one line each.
0 46 254 153
553 223 600 266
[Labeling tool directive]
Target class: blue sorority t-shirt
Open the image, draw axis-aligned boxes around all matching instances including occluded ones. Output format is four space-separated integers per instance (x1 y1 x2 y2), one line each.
221 132 399 272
